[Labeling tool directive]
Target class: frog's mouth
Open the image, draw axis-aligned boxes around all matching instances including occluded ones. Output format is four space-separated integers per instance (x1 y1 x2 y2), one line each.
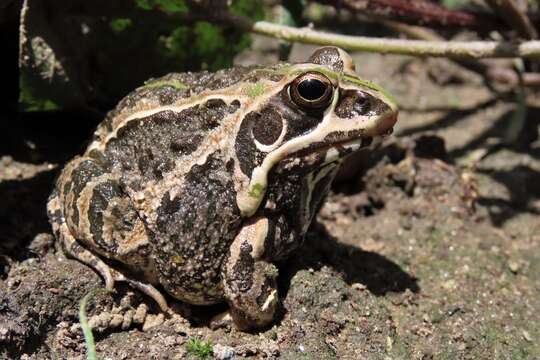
289 135 374 160
295 109 397 157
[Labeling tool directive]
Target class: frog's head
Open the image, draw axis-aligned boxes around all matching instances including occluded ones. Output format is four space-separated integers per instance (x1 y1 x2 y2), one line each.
235 47 398 216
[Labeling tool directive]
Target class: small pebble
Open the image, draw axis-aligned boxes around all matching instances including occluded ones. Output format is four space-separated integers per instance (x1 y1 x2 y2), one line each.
351 283 367 291
522 330 533 342
213 344 235 360
508 260 521 274
142 313 164 331
109 314 124 328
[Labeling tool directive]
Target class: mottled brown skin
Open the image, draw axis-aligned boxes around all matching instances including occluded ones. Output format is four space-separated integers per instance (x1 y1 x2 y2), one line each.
47 47 398 330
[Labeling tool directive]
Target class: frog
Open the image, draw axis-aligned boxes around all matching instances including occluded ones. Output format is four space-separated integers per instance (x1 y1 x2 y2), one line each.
47 46 398 331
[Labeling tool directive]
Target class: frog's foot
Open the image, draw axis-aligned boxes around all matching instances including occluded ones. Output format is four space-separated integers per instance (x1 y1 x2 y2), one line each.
117 272 171 314
57 219 170 313
223 218 279 331
57 218 117 290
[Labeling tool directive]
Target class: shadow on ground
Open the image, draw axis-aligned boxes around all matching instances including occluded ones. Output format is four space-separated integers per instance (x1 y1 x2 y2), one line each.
280 222 419 299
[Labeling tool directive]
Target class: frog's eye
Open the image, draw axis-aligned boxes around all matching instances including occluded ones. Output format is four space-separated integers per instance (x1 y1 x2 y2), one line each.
290 72 333 110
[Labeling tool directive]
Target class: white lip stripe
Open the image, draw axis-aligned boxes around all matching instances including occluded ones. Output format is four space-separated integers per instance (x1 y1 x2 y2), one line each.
237 87 387 216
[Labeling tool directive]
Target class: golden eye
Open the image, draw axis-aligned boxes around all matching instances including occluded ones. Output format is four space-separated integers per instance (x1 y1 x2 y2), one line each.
290 72 333 110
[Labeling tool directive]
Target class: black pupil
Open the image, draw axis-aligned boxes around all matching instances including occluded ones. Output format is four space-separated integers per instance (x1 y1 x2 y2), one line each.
297 78 327 101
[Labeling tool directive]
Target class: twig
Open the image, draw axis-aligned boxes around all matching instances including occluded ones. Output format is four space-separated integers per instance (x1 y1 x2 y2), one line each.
376 18 444 41
313 0 502 31
251 21 540 59
373 18 540 87
484 0 537 39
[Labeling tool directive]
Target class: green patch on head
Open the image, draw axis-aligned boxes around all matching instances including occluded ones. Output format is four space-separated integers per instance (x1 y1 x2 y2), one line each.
343 75 398 107
248 183 265 198
244 82 266 98
141 79 189 90
172 254 184 265
186 338 213 359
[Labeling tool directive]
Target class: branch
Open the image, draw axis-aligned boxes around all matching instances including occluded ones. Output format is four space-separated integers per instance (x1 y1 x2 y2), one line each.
484 0 537 39
369 18 539 88
313 0 502 31
251 21 540 60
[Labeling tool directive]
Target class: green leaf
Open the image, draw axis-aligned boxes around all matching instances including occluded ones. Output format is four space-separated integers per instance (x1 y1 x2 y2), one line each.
186 338 213 359
109 18 132 33
156 0 188 13
134 0 152 10
230 0 265 20
134 0 188 13
194 22 226 56
19 73 59 112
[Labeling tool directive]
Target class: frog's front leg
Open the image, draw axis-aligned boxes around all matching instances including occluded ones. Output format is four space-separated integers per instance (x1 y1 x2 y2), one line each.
47 156 169 312
221 217 279 331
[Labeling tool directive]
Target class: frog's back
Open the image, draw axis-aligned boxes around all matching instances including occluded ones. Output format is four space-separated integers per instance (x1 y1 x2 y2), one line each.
91 67 263 143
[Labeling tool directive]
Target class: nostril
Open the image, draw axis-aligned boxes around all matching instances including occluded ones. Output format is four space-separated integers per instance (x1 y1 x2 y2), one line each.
353 96 370 115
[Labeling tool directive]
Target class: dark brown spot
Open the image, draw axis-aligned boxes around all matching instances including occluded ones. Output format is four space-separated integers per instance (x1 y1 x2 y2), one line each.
232 241 255 292
88 180 121 252
252 107 283 146
170 134 204 154
335 90 390 118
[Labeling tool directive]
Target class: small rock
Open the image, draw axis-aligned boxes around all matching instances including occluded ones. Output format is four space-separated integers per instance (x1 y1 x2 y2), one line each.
167 313 190 335
69 323 81 334
0 326 9 340
522 330 533 342
142 313 164 331
508 260 521 274
163 335 178 346
213 344 235 360
442 279 457 290
88 315 99 329
98 312 112 327
109 314 124 328
386 336 393 352
351 283 367 291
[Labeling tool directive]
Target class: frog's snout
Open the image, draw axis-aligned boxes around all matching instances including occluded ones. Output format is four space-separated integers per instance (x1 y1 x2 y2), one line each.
379 111 398 136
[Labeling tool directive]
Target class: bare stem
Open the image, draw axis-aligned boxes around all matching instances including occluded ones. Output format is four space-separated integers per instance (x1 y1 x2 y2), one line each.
484 0 537 39
251 21 540 60
314 0 500 30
